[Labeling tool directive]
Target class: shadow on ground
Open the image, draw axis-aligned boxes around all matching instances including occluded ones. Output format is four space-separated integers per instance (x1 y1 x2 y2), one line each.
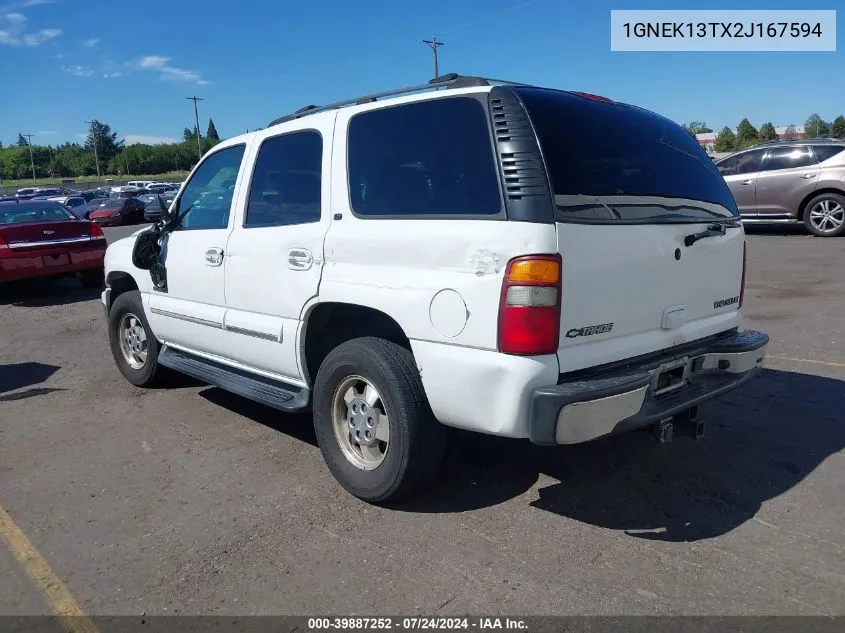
0 278 101 307
189 368 843 543
0 362 60 395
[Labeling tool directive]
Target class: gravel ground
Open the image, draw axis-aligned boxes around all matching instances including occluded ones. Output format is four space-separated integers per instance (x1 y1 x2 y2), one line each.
1 225 843 616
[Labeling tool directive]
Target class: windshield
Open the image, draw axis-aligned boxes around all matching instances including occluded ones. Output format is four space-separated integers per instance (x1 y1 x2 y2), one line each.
0 203 75 224
514 87 738 223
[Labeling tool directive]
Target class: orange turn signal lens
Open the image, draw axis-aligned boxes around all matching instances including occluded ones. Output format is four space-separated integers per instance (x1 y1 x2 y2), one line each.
507 258 561 284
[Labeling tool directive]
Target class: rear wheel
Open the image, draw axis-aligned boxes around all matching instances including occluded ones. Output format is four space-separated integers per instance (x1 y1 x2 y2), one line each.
312 337 446 503
107 290 163 387
803 193 845 237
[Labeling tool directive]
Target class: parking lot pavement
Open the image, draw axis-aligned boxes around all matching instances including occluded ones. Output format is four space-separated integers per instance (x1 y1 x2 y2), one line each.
1 228 844 617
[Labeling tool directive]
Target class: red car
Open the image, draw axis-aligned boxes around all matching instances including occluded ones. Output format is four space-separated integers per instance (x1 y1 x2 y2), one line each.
88 197 146 227
0 199 106 287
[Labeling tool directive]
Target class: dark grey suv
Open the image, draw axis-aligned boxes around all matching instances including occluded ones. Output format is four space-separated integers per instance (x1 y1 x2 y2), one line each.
716 139 845 237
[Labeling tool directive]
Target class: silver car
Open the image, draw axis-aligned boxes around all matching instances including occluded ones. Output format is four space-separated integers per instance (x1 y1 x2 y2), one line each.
716 139 845 237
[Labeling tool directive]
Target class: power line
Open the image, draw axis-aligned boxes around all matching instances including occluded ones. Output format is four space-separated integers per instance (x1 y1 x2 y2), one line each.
22 133 36 180
422 36 444 80
83 121 101 181
186 96 204 161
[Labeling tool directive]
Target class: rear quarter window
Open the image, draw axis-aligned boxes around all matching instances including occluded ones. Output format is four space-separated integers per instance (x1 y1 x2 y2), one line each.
0 204 74 224
812 145 845 163
347 96 502 218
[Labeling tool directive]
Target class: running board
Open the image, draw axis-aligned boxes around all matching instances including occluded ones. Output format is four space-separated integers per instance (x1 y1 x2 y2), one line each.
158 346 311 412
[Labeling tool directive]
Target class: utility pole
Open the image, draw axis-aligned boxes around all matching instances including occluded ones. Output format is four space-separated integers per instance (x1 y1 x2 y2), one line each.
23 133 36 180
84 121 101 181
186 96 204 161
422 36 444 80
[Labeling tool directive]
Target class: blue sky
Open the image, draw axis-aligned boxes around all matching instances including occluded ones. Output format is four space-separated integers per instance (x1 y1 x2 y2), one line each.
1 0 842 146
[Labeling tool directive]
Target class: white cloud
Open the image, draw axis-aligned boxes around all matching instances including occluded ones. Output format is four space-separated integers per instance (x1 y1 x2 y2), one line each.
82 37 97 47
125 135 179 146
62 64 92 77
102 71 125 79
23 27 59 45
54 51 64 58
0 13 61 46
23 0 56 6
137 54 208 85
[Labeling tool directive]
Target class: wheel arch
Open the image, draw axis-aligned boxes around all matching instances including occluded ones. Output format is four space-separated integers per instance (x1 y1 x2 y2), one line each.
300 301 412 386
798 187 845 220
104 271 140 313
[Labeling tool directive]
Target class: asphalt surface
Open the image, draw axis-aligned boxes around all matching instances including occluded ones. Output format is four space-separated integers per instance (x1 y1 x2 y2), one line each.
1 223 843 616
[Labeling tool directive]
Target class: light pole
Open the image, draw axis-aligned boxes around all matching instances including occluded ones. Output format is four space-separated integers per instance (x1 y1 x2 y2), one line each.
186 96 204 161
422 36 444 80
23 133 36 180
84 121 101 181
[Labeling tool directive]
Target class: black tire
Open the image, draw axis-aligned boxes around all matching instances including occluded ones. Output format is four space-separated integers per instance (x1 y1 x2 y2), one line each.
803 192 845 237
107 290 163 387
79 268 105 290
312 337 446 503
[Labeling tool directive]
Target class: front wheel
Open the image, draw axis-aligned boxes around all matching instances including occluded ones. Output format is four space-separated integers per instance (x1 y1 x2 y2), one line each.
803 193 845 237
107 290 164 387
312 337 446 503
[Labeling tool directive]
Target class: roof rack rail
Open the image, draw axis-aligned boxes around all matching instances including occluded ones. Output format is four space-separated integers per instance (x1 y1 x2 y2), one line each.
267 73 531 127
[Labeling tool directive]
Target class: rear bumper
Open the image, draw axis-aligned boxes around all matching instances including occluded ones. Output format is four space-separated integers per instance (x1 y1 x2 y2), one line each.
528 329 769 445
0 246 105 283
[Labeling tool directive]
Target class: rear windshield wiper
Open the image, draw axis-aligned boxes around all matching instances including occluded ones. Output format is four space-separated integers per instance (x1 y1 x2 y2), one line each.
684 219 741 247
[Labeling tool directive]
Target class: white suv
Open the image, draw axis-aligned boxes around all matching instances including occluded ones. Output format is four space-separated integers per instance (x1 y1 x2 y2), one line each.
101 74 769 502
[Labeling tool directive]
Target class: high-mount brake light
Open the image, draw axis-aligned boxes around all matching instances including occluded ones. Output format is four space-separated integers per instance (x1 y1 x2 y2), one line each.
569 91 615 103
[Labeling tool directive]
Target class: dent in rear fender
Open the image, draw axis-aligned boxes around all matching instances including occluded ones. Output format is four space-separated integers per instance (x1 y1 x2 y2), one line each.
410 339 559 437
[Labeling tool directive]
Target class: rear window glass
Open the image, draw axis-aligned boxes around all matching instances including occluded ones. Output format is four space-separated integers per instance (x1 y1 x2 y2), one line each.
0 204 75 224
812 145 845 163
514 88 738 222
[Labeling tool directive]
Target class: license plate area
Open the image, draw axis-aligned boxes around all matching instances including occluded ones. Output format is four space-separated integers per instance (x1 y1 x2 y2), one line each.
42 253 70 267
651 357 690 396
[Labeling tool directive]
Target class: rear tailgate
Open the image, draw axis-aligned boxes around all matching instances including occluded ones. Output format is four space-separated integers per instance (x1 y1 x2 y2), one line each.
514 88 745 373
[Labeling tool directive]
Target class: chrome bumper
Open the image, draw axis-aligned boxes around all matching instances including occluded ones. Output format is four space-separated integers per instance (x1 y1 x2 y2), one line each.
528 330 769 446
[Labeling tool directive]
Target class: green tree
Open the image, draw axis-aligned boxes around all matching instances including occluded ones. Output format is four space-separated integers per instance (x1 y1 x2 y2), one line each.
758 122 778 141
735 118 759 148
831 115 845 139
206 119 220 142
714 126 737 152
804 113 830 138
183 127 195 143
682 121 712 137
85 120 124 174
784 125 797 138
16 133 28 148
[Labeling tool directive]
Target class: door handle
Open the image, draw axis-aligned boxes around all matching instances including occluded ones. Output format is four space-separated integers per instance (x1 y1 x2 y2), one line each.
741 180 754 185
205 247 224 266
287 248 313 270
800 173 815 179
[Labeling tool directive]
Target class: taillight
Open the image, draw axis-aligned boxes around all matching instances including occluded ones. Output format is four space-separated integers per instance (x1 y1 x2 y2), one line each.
89 222 105 239
739 241 747 309
498 255 562 355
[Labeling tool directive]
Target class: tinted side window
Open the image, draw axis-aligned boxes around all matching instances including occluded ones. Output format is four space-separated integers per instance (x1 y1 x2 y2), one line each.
812 145 845 163
762 146 816 171
177 144 245 230
348 97 501 217
245 130 322 227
